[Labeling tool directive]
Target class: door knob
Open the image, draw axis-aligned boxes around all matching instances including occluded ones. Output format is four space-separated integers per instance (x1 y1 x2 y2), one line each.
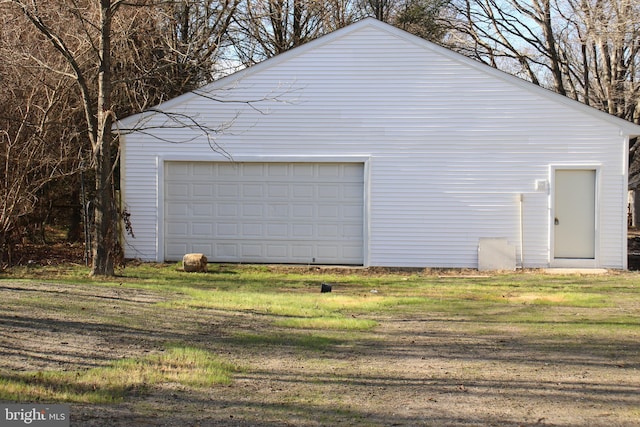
554 218 559 225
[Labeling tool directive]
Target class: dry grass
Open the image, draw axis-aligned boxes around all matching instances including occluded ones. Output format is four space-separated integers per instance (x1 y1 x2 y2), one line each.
0 264 638 426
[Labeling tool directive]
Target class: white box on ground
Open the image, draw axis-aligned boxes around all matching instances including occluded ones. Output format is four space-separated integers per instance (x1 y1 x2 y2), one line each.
478 238 516 271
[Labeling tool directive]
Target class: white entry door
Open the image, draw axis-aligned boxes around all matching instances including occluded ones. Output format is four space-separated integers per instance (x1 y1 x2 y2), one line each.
553 169 596 259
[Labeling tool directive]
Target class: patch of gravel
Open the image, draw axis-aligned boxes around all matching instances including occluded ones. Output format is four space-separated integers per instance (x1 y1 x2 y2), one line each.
0 280 638 426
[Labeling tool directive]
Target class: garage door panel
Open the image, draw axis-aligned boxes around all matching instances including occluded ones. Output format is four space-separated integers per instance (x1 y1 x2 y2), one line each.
268 204 289 217
243 163 265 176
217 243 237 257
343 224 363 238
218 184 238 197
217 203 237 216
192 163 214 176
317 245 340 259
193 183 213 197
318 184 340 198
344 183 363 198
242 184 263 197
268 184 289 197
217 223 238 237
167 183 189 198
167 203 188 216
293 184 314 198
267 164 288 176
318 164 340 176
292 224 314 238
342 246 364 262
166 222 188 235
192 243 214 254
344 164 363 177
318 205 339 218
318 224 339 237
164 162 364 264
291 244 313 258
167 162 189 176
242 204 263 217
218 164 239 176
242 223 263 236
293 164 314 176
343 205 363 218
241 244 262 257
266 223 288 237
192 223 213 235
167 243 188 256
266 245 288 258
192 204 213 216
292 205 314 218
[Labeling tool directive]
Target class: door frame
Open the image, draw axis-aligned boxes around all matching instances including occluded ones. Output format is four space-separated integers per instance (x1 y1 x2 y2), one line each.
156 154 372 265
549 164 601 268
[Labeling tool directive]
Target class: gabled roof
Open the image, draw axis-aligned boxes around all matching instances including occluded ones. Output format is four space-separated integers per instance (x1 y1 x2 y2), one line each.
118 18 640 137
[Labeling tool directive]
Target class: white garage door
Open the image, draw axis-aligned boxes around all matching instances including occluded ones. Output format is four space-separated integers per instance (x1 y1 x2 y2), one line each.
164 162 364 264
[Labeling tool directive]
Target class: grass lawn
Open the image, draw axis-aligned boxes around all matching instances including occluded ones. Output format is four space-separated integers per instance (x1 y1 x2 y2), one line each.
0 264 639 426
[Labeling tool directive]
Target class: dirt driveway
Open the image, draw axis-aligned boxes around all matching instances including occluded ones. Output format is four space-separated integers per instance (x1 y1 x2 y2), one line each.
1 279 638 427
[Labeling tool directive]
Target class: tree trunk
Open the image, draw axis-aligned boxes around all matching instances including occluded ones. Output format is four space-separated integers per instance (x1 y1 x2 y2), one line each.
91 142 116 276
535 0 567 96
0 231 6 270
7 0 126 276
633 189 640 228
90 0 117 276
67 187 82 242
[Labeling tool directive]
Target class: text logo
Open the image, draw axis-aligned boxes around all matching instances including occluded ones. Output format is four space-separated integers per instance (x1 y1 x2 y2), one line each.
1 404 69 427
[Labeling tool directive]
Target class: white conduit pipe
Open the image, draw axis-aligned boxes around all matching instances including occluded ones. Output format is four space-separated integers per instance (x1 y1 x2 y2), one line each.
519 193 524 268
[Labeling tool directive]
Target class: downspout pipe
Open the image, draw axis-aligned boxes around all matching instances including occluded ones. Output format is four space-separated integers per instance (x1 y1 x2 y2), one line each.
519 193 524 268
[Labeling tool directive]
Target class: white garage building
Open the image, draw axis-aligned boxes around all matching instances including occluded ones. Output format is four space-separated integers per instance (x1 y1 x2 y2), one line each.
117 18 640 269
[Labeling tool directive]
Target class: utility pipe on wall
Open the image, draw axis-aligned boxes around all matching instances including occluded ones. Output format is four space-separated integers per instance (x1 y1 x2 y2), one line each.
519 193 524 268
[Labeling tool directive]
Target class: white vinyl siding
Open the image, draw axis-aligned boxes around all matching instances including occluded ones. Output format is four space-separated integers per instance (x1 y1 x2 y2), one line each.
119 19 637 268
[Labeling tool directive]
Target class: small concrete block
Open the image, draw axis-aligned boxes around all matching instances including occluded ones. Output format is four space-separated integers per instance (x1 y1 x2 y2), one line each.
183 253 208 272
478 238 516 271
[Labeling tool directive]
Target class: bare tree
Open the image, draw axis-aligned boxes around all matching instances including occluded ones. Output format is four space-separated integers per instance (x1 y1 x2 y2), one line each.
447 0 566 91
324 0 361 29
112 0 241 114
231 0 333 64
230 0 451 65
0 5 85 267
447 0 639 122
0 70 81 267
564 0 640 122
360 0 396 21
396 0 451 41
2 0 136 275
1 0 249 273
